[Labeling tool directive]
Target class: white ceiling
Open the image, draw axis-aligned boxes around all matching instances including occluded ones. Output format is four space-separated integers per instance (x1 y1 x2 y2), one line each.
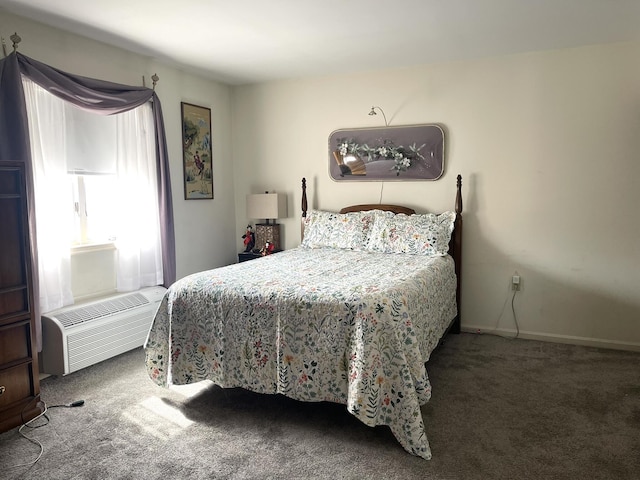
1 0 639 85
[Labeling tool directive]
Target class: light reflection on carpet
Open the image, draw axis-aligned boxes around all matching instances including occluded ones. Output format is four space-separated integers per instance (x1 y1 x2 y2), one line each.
121 396 194 440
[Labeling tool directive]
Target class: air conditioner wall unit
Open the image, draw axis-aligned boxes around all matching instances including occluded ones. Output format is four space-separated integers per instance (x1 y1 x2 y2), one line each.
41 285 167 375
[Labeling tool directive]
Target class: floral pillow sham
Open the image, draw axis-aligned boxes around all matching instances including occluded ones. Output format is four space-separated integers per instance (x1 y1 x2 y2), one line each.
365 211 456 256
301 209 376 250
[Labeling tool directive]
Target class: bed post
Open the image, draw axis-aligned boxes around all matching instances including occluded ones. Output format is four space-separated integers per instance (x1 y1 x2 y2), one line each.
301 177 308 241
451 174 463 334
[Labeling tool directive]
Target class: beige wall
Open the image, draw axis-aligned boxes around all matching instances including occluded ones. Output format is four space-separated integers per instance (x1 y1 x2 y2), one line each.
1 11 238 287
232 42 640 350
4 11 639 350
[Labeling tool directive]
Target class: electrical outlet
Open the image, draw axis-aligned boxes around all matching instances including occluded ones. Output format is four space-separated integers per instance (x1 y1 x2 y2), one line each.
512 274 521 291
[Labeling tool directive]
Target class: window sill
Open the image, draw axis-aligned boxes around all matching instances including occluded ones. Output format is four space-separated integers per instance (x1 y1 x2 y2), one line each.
70 242 116 255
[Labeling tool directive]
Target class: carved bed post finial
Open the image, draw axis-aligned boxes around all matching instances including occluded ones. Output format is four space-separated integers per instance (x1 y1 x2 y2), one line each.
10 32 21 52
455 174 463 214
301 178 307 218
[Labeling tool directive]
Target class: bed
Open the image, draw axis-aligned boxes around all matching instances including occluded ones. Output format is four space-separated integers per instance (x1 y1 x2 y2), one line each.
144 175 463 460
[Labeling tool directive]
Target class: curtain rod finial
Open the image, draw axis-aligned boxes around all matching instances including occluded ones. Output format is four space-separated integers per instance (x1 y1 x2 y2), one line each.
10 32 21 52
152 73 159 90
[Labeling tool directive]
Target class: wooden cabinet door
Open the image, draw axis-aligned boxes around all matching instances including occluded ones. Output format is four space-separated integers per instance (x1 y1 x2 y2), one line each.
0 162 43 432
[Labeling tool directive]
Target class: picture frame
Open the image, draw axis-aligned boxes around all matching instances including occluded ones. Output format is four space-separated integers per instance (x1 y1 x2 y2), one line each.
181 102 213 199
328 124 444 181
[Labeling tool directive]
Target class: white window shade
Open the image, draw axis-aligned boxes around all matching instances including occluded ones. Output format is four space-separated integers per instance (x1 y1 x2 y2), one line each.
246 193 287 221
66 105 117 175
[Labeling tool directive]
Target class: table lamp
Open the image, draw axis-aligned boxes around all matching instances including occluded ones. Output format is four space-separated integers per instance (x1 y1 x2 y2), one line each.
246 192 287 252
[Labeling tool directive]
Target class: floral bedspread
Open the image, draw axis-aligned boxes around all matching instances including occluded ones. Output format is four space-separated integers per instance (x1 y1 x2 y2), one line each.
144 247 457 459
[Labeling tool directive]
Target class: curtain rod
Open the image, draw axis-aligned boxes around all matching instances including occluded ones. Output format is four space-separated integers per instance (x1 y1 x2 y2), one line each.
3 31 160 89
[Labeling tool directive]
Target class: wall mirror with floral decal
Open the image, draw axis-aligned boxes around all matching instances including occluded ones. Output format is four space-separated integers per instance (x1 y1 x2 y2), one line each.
328 124 444 181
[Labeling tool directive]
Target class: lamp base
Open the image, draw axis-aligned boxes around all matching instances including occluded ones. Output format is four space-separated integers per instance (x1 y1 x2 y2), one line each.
255 223 281 252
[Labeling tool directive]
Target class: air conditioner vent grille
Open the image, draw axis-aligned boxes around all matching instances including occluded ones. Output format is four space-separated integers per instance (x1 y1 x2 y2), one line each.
55 292 150 328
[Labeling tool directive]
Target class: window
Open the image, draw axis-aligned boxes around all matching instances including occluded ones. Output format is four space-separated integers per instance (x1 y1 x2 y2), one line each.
66 104 119 246
71 174 118 245
23 77 163 306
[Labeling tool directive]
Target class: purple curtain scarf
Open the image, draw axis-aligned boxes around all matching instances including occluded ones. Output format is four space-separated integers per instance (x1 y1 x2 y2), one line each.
0 52 177 350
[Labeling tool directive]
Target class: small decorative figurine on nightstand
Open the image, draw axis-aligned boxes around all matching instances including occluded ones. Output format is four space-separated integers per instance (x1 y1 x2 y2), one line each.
262 242 275 256
242 225 255 252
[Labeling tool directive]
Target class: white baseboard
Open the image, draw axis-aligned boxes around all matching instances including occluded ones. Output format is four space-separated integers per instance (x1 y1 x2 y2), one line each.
461 324 640 352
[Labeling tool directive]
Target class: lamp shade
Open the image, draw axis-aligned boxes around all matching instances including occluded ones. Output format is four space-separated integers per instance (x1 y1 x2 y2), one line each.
246 193 287 221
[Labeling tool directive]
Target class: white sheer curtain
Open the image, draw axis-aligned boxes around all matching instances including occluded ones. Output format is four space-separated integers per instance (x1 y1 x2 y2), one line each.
114 104 164 291
22 78 74 313
22 78 163 311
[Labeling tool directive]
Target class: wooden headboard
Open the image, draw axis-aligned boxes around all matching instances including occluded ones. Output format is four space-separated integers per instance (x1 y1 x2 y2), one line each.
300 175 463 334
339 204 415 215
299 179 420 220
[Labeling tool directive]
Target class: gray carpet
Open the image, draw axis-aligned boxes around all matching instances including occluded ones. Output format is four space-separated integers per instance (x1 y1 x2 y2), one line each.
1 333 639 479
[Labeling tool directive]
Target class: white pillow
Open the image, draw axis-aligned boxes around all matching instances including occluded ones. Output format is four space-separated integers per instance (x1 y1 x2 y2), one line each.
301 209 376 250
366 211 456 256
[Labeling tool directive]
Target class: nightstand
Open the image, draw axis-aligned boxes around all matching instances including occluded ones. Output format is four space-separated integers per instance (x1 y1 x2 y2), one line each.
238 250 282 263
238 252 263 263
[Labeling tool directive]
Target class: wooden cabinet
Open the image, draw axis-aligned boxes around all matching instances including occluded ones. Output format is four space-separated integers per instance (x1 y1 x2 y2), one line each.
0 161 44 432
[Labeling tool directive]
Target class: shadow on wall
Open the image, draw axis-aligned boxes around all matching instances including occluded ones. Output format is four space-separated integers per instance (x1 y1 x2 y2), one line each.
460 173 640 351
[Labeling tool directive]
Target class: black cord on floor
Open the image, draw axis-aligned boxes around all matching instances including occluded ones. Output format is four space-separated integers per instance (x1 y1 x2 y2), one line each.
48 400 85 408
